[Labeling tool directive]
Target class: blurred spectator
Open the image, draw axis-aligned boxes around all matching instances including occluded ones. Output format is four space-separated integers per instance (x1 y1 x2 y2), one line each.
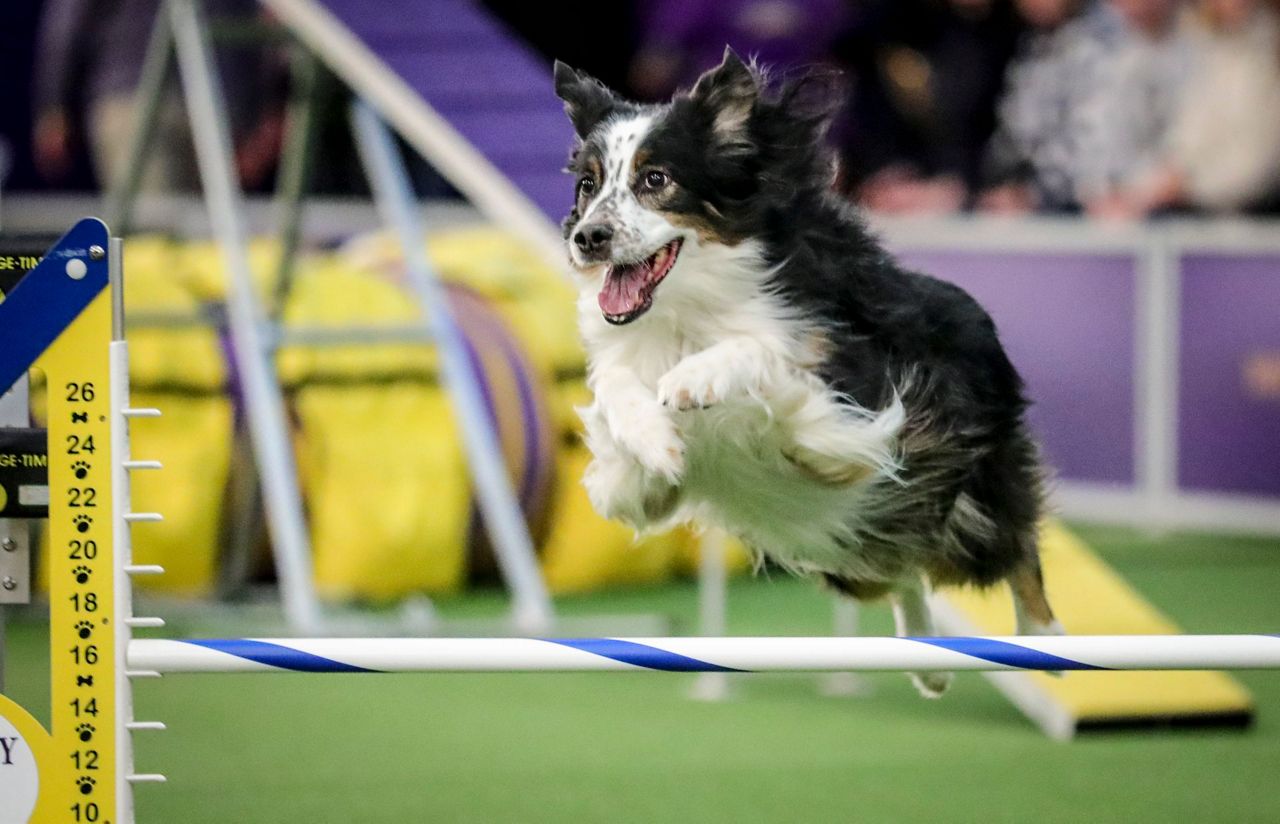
844 0 1024 214
979 0 1128 213
33 0 284 192
1096 0 1280 217
622 0 1023 212
626 0 852 101
1082 0 1195 218
982 0 1198 215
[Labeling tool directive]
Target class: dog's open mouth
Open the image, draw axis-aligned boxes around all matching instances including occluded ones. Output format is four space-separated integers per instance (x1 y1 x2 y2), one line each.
598 239 683 325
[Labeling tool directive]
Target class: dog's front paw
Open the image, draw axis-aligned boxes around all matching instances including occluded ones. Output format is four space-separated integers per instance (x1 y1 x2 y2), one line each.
658 355 739 411
908 671 954 699
616 410 685 482
583 452 680 527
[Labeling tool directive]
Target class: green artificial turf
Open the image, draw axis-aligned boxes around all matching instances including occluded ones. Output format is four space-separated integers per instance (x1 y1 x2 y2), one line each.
3 525 1279 823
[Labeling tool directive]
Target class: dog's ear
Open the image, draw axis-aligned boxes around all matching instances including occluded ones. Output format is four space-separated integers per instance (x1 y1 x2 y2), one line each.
777 65 846 135
554 61 619 139
689 46 759 136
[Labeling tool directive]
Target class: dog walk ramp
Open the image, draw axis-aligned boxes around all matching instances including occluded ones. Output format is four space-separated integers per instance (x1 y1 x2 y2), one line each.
930 521 1254 739
260 0 571 266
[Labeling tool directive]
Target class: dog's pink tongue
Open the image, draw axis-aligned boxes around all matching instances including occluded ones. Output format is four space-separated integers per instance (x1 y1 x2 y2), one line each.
598 266 646 316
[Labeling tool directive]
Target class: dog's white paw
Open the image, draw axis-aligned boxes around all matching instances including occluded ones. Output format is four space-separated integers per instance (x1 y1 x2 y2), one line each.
583 451 680 527
909 671 954 699
616 410 685 482
658 355 738 411
1017 619 1066 677
1020 619 1066 637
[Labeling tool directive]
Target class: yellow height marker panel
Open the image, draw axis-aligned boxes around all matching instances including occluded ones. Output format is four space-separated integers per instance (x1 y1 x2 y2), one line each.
40 291 117 823
940 520 1253 732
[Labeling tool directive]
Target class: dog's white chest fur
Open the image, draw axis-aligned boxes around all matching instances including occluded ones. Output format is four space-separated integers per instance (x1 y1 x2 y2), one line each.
575 241 905 580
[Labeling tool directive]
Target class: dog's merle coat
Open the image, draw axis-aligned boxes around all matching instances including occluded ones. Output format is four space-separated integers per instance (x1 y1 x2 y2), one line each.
555 49 1059 697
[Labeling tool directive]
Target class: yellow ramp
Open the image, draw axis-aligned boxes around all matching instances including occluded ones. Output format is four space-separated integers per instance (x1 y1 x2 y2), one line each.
931 520 1254 739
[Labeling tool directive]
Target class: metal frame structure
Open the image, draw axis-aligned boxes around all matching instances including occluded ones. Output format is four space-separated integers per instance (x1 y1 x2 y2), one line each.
257 0 564 265
106 0 556 634
0 372 31 691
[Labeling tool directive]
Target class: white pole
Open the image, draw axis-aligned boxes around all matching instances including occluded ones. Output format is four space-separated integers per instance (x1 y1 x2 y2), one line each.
821 599 873 697
168 0 323 633
128 635 1280 675
690 530 730 701
110 237 170 824
1135 227 1181 530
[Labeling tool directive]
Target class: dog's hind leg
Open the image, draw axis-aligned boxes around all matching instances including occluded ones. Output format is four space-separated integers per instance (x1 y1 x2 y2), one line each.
822 574 893 602
777 378 905 487
1009 558 1063 637
1009 557 1064 677
890 577 953 698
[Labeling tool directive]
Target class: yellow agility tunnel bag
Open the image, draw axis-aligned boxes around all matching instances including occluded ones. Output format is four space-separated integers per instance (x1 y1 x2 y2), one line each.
277 252 558 600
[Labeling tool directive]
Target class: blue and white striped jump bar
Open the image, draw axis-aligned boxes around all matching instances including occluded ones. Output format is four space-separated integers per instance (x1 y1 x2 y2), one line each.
127 636 1280 674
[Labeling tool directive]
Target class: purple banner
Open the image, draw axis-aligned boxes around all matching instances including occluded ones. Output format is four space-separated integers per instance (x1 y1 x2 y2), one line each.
1179 254 1280 497
893 250 1137 486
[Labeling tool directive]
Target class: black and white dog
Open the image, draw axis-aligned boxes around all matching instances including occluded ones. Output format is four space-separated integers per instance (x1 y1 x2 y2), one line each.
554 49 1060 697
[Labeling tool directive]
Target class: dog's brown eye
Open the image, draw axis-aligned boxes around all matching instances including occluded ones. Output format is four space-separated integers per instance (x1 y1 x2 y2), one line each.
578 177 596 198
643 170 670 190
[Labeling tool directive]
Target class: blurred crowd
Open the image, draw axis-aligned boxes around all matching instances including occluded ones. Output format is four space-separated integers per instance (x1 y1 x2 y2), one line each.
8 0 1280 220
500 0 1280 219
23 0 288 196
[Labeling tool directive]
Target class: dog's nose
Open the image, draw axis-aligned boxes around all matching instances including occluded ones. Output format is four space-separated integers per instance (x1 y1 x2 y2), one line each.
573 224 614 256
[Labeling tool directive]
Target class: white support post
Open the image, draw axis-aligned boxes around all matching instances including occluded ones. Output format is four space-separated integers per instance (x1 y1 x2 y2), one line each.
690 530 731 701
111 337 143 824
109 236 163 824
167 0 322 632
1134 228 1181 532
820 599 874 698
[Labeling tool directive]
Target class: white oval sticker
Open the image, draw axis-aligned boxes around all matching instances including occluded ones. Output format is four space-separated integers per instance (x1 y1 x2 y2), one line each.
0 712 39 824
